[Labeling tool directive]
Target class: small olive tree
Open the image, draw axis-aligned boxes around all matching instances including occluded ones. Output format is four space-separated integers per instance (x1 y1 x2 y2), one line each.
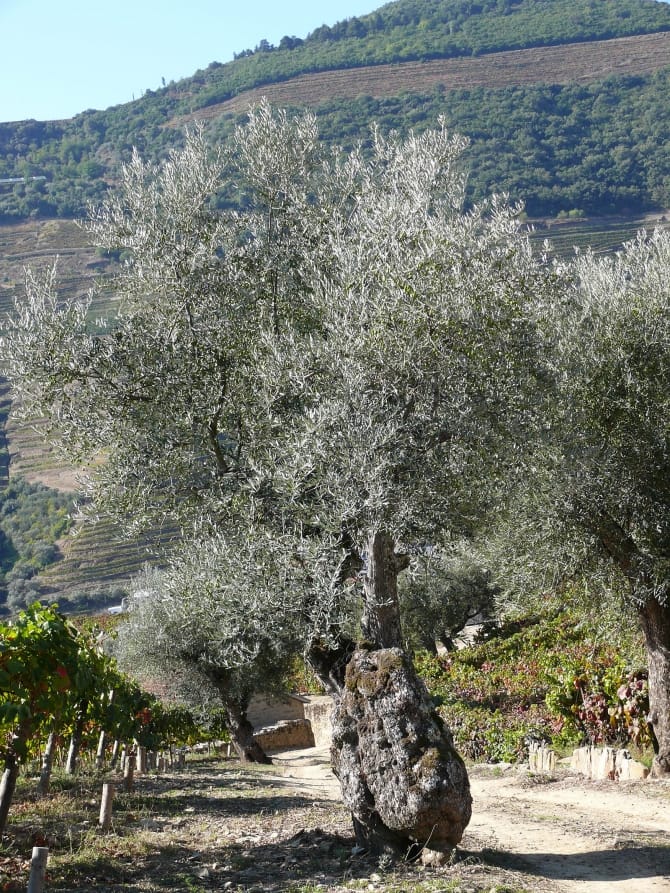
115 530 343 762
399 544 496 653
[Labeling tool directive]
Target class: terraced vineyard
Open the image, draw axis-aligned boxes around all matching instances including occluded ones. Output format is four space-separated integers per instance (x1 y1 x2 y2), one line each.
0 219 113 490
0 379 10 488
532 211 670 257
38 516 176 606
175 31 670 123
0 220 167 610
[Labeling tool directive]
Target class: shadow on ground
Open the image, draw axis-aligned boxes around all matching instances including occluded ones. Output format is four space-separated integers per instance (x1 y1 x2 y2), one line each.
481 842 670 885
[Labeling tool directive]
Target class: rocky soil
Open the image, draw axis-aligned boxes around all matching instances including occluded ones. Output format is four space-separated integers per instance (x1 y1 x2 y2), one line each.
2 747 669 892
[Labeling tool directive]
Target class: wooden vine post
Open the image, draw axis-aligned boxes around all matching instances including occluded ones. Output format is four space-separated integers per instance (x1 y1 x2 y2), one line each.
123 750 135 792
99 782 115 832
27 846 49 893
137 746 147 774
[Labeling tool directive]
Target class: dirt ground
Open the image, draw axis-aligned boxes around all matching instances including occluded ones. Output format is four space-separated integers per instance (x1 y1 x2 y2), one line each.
465 764 670 892
275 747 670 892
8 748 666 893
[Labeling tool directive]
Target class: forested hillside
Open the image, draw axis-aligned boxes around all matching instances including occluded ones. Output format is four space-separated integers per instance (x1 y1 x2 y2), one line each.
1 0 670 220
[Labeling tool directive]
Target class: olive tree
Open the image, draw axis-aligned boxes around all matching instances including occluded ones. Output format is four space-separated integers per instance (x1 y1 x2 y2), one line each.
115 530 344 762
481 229 670 777
2 103 559 855
399 544 496 653
551 231 670 776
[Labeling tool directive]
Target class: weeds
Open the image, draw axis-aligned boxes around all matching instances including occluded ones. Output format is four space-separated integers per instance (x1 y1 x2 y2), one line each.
0 759 538 893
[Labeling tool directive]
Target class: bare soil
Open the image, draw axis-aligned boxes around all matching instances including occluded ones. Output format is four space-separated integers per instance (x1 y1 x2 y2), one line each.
465 765 670 892
276 748 670 892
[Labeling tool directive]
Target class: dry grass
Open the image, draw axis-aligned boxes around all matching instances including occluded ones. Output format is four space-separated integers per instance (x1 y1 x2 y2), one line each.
0 758 534 893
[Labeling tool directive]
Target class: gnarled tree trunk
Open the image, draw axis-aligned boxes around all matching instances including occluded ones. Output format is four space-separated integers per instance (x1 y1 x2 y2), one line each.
307 637 356 697
596 516 670 778
205 668 270 764
223 700 271 764
360 529 408 649
638 596 670 777
331 529 472 861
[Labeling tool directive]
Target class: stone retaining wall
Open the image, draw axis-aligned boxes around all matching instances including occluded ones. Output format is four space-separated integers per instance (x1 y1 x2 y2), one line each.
302 696 334 748
528 743 648 781
570 745 649 780
528 741 557 773
253 719 315 752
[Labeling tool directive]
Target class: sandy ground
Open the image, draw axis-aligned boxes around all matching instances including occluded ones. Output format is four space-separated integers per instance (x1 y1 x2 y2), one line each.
273 748 670 892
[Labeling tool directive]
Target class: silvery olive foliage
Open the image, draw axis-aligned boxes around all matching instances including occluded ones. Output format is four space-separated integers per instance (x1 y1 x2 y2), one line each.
484 228 670 612
132 524 359 665
115 532 302 700
399 543 496 652
475 228 670 776
2 101 558 660
560 230 670 608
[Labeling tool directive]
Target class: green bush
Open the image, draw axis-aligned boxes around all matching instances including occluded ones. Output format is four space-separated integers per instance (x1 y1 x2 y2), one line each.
0 477 74 609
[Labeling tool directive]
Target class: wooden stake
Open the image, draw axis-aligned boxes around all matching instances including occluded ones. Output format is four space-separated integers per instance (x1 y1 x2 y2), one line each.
99 782 115 832
95 730 107 770
110 739 120 769
27 846 49 893
136 746 147 774
123 751 135 792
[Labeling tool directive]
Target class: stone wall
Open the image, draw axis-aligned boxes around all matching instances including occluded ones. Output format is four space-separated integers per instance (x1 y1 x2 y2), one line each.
528 741 557 773
248 694 333 752
248 694 307 730
302 695 334 748
253 719 315 752
570 745 649 780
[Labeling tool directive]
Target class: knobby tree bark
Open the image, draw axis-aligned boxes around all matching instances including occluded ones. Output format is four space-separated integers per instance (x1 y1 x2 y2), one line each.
638 597 670 777
597 514 670 777
360 530 410 650
331 529 472 860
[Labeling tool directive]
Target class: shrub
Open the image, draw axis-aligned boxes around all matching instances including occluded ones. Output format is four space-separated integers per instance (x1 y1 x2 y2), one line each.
416 609 648 762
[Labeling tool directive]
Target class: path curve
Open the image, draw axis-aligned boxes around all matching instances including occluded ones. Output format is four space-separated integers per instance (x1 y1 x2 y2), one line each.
272 748 670 892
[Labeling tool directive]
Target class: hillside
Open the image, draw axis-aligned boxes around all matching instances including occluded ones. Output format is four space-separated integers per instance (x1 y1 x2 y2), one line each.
191 31 670 119
2 0 670 220
2 0 670 609
0 221 168 612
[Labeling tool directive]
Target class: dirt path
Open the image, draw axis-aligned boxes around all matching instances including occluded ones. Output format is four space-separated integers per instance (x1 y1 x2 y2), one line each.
273 749 670 892
466 767 670 892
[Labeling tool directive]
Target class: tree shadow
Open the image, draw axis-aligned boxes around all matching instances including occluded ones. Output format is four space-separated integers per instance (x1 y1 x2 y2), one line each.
52 826 374 893
479 842 670 884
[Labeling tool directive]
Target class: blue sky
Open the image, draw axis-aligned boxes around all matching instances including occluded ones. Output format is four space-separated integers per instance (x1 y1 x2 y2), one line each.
0 1 378 122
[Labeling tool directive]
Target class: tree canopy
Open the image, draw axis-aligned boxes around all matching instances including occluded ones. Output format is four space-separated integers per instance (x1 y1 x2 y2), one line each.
479 228 670 777
2 103 566 850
